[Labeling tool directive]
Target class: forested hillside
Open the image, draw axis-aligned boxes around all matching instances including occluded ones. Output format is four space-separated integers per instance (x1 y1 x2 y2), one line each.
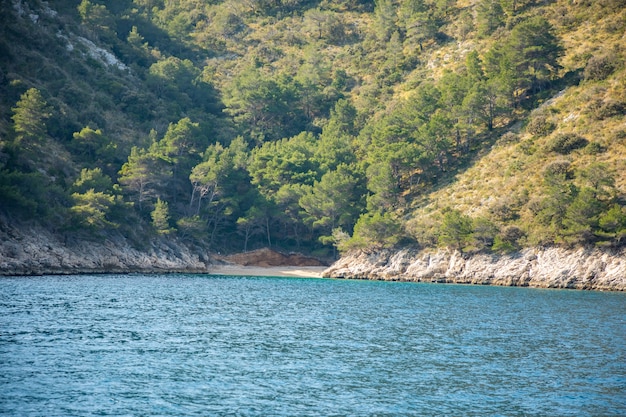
1 0 624 258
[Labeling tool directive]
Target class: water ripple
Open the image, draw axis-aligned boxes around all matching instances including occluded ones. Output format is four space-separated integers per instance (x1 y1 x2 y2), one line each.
1 275 625 416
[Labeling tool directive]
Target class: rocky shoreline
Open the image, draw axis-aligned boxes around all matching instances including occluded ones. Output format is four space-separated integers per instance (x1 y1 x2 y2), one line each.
2 220 625 290
0 220 324 277
323 247 626 291
0 221 211 276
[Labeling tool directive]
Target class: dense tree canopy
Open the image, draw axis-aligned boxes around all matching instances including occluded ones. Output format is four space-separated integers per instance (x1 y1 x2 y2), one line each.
0 0 624 256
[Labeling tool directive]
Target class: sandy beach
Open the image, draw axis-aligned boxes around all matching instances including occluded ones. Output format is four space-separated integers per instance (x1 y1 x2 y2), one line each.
208 264 327 278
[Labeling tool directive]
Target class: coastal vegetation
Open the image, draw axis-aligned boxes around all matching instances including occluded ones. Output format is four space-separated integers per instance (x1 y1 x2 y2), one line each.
0 0 624 258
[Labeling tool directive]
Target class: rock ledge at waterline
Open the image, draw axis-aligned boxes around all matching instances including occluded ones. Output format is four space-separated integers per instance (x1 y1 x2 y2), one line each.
323 248 626 291
0 223 210 276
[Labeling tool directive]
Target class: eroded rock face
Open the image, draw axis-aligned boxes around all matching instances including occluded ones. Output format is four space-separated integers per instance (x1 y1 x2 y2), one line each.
0 221 210 276
323 247 626 291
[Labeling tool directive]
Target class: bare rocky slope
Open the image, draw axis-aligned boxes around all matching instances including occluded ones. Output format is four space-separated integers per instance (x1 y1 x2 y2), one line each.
323 247 626 291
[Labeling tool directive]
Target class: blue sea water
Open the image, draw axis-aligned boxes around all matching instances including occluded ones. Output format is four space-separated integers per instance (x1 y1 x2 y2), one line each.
0 274 624 416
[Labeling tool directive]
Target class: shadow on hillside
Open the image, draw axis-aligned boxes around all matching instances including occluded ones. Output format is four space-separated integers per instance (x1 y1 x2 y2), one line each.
408 69 584 210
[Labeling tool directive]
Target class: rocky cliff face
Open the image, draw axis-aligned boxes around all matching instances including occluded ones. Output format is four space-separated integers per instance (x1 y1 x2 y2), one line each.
323 247 626 291
0 220 210 276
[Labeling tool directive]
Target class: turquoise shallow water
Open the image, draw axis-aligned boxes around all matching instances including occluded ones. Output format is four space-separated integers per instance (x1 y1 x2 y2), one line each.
1 274 625 416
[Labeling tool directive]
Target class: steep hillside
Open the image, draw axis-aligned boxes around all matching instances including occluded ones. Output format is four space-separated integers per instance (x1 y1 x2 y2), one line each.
0 0 624 269
403 6 626 251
